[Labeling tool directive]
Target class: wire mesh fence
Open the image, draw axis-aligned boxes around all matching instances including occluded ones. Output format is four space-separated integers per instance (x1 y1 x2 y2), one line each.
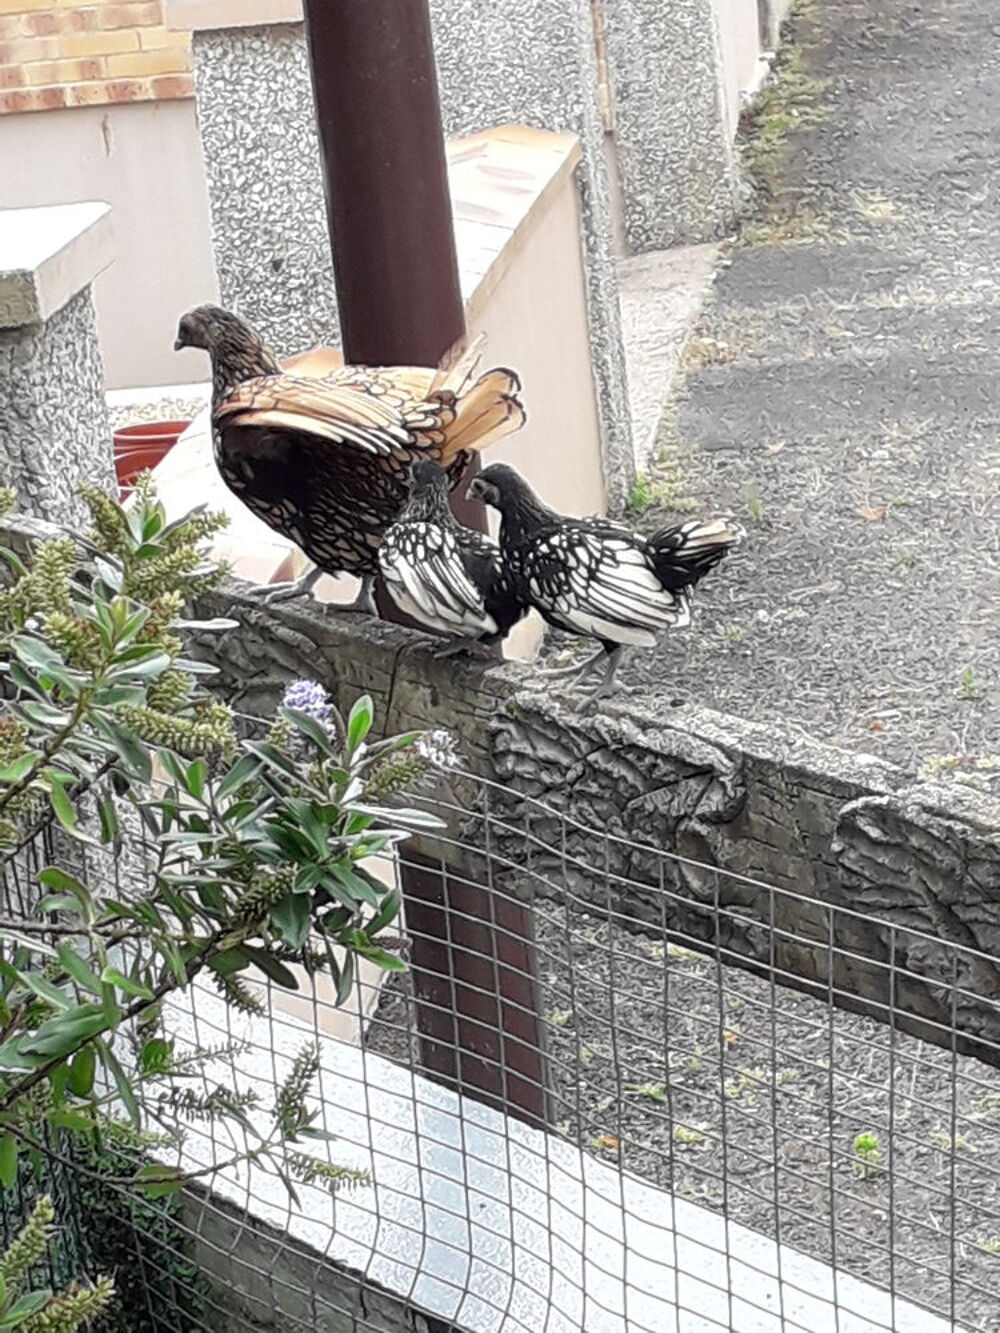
2 765 999 1333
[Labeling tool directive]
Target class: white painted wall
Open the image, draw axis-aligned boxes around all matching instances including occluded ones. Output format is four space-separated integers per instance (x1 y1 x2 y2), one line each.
712 0 767 137
0 98 218 390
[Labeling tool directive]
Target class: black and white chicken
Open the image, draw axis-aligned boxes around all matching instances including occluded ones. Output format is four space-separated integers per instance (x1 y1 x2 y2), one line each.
378 459 526 652
466 463 743 701
173 304 525 610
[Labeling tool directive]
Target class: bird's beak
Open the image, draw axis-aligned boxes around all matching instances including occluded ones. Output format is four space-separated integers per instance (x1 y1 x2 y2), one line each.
173 337 185 351
465 481 479 503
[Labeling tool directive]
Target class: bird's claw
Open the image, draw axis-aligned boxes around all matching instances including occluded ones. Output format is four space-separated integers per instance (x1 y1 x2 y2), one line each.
260 581 313 605
337 575 377 615
259 565 323 605
559 646 626 709
568 680 634 712
538 648 605 681
430 638 492 660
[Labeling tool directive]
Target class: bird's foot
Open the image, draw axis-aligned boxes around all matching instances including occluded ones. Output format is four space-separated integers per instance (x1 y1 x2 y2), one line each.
336 575 377 615
260 567 323 605
570 679 635 712
538 648 605 681
565 647 626 711
431 637 492 660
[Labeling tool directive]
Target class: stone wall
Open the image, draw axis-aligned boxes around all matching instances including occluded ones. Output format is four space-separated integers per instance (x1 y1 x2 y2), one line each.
0 288 112 525
189 582 1000 1069
602 0 740 251
182 1189 436 1333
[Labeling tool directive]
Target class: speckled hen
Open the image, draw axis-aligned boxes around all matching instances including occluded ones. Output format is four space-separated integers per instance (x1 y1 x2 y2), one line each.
468 463 743 702
378 459 527 652
174 304 525 609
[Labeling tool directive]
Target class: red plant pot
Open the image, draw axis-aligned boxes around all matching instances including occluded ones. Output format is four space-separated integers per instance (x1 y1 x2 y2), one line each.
113 420 191 496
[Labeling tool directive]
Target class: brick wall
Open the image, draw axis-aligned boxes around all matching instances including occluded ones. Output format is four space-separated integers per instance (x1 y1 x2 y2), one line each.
0 0 191 114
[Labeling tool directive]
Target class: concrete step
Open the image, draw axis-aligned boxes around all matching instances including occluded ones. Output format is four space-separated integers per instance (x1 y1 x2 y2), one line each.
617 243 720 469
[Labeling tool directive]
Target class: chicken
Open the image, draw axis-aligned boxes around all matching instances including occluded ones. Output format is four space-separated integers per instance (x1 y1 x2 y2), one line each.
378 459 526 653
466 463 743 702
173 304 525 609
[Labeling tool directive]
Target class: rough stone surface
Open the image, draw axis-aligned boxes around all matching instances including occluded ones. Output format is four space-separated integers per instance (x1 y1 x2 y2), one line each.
629 0 1000 777
106 382 208 433
603 0 740 252
183 1190 435 1333
193 25 336 358
429 0 633 495
0 290 114 525
190 5 635 504
185 579 1000 1069
757 0 793 49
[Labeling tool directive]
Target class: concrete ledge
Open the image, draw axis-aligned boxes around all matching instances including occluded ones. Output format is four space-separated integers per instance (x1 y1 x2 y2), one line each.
165 0 302 30
0 202 113 329
170 980 968 1333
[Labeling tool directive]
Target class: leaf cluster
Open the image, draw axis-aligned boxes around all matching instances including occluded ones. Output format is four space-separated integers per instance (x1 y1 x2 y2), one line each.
0 478 451 1205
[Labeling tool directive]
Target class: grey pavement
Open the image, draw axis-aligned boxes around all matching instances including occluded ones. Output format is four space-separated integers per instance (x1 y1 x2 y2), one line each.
615 0 1000 778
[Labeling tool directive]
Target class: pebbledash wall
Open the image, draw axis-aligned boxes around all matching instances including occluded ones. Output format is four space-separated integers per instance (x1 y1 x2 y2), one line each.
0 201 117 522
181 580 1000 1072
168 0 635 497
165 0 789 500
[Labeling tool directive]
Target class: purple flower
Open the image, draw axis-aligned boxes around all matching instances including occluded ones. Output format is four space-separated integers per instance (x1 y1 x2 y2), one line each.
415 729 459 771
282 679 332 724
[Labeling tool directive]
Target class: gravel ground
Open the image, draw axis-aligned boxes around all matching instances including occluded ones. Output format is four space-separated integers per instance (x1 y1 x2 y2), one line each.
366 899 1000 1331
585 0 1000 782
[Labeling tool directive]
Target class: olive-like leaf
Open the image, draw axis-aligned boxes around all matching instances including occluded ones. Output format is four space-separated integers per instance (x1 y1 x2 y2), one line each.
95 1038 140 1129
56 942 103 996
100 966 153 1000
134 1164 184 1198
241 947 298 990
20 1006 108 1058
346 694 374 753
0 1132 16 1189
271 894 311 951
68 1044 96 1096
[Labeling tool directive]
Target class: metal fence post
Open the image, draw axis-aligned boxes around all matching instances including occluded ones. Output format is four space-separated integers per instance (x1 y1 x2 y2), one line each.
300 0 546 1125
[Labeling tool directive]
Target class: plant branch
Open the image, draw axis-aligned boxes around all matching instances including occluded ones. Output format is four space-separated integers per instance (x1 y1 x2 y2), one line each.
4 1119 275 1194
0 917 142 941
0 690 92 816
0 925 253 1113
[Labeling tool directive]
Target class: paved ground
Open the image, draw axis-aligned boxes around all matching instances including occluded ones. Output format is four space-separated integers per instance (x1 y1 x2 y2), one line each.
608 0 1000 781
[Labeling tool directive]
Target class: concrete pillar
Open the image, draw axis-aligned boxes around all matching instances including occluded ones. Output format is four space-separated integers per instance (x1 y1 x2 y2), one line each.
0 202 116 523
602 0 741 253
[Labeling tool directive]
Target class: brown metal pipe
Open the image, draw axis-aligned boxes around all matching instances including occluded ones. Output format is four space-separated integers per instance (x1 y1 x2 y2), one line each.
300 0 545 1125
300 0 463 369
301 0 487 576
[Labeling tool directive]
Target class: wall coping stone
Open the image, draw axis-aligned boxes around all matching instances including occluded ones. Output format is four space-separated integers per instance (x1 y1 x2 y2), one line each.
165 0 303 31
170 977 969 1333
0 202 114 330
